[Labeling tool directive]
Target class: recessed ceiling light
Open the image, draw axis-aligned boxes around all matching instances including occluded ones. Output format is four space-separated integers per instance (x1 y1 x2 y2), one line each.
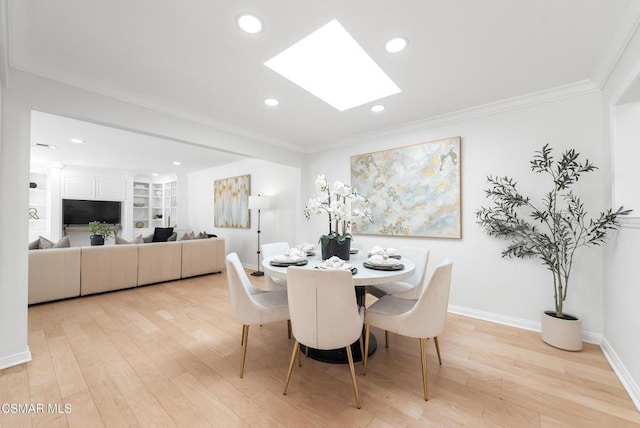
237 13 263 34
371 104 385 112
152 173 159 177
172 161 181 166
265 19 401 111
385 37 408 53
264 98 279 107
70 138 84 144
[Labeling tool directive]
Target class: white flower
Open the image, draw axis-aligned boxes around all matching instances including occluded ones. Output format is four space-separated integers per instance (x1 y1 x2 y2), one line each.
304 174 372 237
315 175 328 193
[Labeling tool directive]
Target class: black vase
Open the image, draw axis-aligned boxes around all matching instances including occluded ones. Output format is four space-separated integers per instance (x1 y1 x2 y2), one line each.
321 237 351 260
90 234 105 246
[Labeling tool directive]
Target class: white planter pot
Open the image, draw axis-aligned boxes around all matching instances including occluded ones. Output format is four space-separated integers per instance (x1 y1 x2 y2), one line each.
541 311 583 351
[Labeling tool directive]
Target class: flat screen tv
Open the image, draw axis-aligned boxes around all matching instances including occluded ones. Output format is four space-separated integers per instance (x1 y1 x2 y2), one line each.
62 199 122 225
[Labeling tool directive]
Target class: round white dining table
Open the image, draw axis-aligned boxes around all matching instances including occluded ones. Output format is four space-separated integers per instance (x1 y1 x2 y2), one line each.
262 251 415 364
262 251 415 286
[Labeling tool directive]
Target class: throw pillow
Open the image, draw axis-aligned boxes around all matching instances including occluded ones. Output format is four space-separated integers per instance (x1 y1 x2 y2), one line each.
115 235 131 245
167 232 177 241
142 233 154 243
179 231 193 241
152 227 174 242
132 234 144 244
197 231 208 239
28 238 40 250
53 236 71 248
39 236 55 249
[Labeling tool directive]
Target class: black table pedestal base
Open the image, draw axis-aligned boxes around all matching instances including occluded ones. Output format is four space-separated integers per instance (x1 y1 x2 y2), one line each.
300 334 376 364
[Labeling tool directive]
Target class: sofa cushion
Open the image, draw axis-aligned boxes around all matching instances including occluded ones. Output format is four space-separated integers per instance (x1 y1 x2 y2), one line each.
179 231 196 241
142 233 154 243
53 236 71 248
152 227 174 242
167 232 178 241
28 238 40 250
115 235 130 245
39 236 55 249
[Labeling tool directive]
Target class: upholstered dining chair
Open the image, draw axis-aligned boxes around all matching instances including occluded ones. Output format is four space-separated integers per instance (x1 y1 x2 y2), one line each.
261 242 290 290
368 247 429 300
283 267 364 409
363 259 453 401
226 252 291 378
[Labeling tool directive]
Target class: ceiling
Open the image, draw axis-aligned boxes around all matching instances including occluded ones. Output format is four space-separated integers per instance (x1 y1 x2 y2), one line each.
7 0 640 171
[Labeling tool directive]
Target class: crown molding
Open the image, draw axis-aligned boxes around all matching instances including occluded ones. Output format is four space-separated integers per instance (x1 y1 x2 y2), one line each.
318 80 599 152
591 0 640 90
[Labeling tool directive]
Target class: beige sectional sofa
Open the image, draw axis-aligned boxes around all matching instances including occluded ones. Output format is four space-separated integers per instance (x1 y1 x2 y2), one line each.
28 237 225 304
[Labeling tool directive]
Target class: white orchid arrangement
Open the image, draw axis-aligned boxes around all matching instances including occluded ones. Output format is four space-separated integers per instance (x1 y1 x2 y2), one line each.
304 175 372 245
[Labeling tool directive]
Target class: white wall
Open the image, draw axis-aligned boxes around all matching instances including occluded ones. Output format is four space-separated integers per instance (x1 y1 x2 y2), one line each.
0 78 31 368
602 22 640 409
612 101 640 214
302 92 607 335
187 158 301 268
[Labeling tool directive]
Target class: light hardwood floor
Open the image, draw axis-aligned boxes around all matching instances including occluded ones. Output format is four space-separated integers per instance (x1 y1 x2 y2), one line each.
1 271 639 427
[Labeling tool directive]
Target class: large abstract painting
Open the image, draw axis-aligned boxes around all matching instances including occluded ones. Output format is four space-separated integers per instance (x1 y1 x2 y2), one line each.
214 174 251 228
351 137 461 238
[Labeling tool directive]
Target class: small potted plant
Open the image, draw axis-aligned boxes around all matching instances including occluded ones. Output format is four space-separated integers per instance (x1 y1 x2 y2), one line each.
304 175 372 260
476 145 631 350
88 221 114 246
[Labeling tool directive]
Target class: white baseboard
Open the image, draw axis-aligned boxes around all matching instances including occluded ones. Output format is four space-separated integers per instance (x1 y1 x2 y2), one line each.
0 348 32 370
448 305 639 412
447 305 601 345
601 338 640 412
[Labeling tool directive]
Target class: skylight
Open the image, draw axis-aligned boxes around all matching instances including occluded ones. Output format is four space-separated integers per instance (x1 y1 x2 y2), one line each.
264 19 401 111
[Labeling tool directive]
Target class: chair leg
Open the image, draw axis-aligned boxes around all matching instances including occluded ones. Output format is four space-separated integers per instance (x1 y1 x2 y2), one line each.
434 336 442 365
420 338 428 400
287 320 292 339
363 324 370 375
240 325 250 378
283 340 299 395
345 345 361 409
297 343 302 368
359 334 365 364
385 330 389 348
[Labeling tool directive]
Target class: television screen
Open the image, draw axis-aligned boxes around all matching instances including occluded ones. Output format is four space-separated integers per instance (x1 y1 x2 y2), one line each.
62 199 122 225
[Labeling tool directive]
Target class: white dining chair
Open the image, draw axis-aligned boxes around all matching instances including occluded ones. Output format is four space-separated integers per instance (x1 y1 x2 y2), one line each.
283 267 364 409
368 247 429 300
363 259 453 400
261 242 290 290
226 252 291 378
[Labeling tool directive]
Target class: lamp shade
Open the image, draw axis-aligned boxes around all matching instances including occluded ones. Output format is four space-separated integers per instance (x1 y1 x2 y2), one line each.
248 195 273 210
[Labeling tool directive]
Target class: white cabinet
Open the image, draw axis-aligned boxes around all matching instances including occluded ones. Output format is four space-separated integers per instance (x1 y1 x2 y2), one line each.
62 175 94 199
96 176 126 200
132 179 178 233
133 182 150 230
164 180 177 227
62 173 125 201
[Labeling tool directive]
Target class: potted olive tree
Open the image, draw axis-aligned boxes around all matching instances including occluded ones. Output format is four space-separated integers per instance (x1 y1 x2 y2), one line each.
88 221 114 246
476 145 631 351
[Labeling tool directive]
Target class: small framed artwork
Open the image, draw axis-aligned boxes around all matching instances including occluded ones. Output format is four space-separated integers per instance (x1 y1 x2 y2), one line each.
214 174 251 228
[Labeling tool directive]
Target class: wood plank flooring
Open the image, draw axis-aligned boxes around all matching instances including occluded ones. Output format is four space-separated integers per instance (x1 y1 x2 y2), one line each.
1 270 639 427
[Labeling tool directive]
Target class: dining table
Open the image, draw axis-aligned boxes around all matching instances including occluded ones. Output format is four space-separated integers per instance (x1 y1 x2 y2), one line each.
262 251 415 364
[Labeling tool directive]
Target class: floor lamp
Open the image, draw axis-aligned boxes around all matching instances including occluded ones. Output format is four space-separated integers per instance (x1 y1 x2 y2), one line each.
248 195 272 277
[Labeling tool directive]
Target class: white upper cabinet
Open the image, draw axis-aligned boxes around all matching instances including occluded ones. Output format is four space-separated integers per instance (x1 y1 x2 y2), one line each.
62 171 126 201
